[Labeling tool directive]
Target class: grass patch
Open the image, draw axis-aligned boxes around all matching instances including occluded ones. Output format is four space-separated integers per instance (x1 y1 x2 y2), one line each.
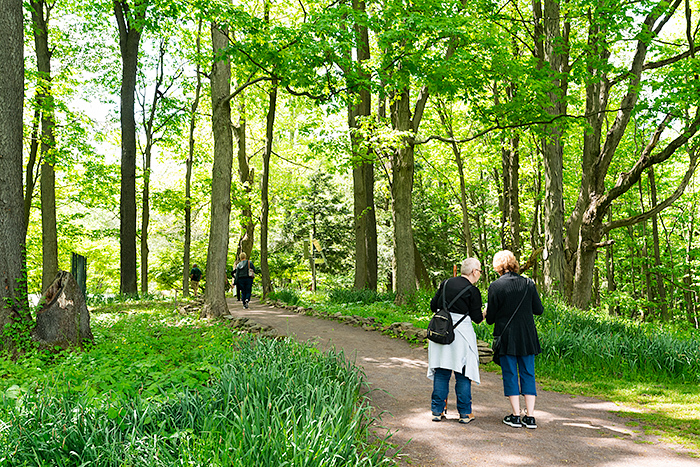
0 301 395 466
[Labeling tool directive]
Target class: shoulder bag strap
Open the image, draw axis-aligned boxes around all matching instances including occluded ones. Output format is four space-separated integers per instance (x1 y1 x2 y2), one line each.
497 278 531 335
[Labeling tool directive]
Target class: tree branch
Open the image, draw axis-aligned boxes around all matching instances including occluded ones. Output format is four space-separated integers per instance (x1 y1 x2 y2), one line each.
223 76 273 105
603 142 700 233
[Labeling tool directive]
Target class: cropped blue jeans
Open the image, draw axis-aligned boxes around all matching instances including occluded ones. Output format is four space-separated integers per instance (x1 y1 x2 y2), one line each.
500 354 537 397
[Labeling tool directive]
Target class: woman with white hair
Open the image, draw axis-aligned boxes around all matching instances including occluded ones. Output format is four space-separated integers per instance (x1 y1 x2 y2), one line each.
427 257 484 424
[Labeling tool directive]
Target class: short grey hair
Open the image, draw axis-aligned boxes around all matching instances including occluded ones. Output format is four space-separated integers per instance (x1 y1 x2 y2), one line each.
460 258 481 276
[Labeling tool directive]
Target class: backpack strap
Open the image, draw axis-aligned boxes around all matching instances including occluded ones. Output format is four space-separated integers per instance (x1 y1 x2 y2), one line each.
440 279 473 328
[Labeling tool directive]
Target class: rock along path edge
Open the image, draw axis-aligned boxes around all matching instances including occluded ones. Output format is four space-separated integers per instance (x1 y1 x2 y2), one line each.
227 297 698 467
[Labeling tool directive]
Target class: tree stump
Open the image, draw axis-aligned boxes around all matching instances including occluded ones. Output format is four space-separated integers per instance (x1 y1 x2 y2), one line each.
33 271 93 349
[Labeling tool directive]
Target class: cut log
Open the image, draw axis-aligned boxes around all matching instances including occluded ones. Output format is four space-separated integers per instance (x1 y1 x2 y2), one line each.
33 271 93 349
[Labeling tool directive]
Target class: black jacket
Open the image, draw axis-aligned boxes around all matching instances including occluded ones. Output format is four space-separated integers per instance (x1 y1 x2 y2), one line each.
486 272 543 357
235 260 255 280
430 276 483 324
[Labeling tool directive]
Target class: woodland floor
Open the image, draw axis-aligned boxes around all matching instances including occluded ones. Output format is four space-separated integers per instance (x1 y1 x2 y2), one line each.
227 296 698 467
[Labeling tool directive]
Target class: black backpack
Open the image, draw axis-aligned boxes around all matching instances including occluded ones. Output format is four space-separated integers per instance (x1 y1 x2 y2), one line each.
427 280 473 345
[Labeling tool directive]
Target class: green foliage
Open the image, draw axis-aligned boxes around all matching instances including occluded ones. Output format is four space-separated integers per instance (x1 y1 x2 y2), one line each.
328 288 396 305
0 303 394 466
268 288 302 306
537 297 700 384
279 171 354 274
1 301 231 399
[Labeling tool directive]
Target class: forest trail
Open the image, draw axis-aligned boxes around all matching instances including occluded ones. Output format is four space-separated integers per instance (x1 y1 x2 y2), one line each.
227 297 697 467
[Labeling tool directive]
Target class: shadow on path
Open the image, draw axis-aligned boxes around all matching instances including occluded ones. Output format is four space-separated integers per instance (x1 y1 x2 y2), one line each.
227 297 697 467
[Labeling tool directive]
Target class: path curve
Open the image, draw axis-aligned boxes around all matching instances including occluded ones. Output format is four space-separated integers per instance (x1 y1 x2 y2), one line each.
227 297 697 466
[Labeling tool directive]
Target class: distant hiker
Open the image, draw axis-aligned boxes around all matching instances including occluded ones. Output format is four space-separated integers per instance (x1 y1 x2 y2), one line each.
190 264 202 297
235 252 255 309
427 257 484 425
485 250 544 429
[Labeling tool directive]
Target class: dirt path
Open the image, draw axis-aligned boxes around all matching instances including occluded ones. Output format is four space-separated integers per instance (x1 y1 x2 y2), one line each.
227 297 697 466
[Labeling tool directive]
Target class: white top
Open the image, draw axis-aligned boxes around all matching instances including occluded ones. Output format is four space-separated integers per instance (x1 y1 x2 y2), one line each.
427 312 480 384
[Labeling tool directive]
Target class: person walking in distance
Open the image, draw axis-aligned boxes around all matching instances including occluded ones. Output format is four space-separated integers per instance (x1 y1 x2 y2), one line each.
235 252 255 309
427 258 484 424
189 264 202 297
485 250 544 429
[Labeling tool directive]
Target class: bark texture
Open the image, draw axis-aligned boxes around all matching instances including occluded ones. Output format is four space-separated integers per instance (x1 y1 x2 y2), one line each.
533 0 568 294
183 21 202 297
390 88 418 302
31 0 58 292
501 134 521 258
235 96 256 261
33 271 93 349
349 0 378 291
114 0 145 296
0 0 29 353
203 21 233 318
260 84 277 299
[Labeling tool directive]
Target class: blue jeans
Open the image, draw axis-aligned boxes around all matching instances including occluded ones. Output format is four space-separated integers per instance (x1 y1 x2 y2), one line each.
431 368 472 417
500 354 537 396
237 277 253 303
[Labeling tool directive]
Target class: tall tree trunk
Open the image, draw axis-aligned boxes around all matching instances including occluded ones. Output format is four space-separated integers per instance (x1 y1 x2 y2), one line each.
648 167 669 321
114 1 144 296
203 21 233 318
234 95 255 260
413 237 431 289
140 145 151 296
685 213 697 326
31 0 58 292
533 0 569 295
139 39 167 296
0 0 30 353
605 209 617 315
349 0 377 291
530 160 543 285
436 100 473 257
183 22 202 298
501 133 521 258
390 88 417 304
24 106 41 230
565 13 610 300
638 181 653 319
40 153 58 292
260 84 277 299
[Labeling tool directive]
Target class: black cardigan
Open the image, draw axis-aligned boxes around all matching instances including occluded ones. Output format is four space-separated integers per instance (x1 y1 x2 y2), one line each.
485 272 544 357
430 276 483 324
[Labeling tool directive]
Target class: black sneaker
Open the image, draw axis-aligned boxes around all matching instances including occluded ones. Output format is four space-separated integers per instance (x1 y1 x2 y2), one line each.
503 414 522 428
521 415 537 429
431 413 446 422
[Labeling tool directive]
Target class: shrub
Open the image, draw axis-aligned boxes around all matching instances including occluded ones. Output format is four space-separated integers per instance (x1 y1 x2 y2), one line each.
328 288 396 305
269 289 301 306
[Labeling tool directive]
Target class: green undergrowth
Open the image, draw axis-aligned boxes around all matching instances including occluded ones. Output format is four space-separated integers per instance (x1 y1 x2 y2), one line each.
0 301 395 466
271 288 700 455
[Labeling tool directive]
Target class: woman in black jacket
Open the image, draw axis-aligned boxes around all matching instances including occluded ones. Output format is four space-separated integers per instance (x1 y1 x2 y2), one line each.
485 250 544 429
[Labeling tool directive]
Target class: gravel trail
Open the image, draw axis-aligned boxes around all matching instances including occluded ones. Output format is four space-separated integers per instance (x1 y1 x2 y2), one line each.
227 297 698 467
